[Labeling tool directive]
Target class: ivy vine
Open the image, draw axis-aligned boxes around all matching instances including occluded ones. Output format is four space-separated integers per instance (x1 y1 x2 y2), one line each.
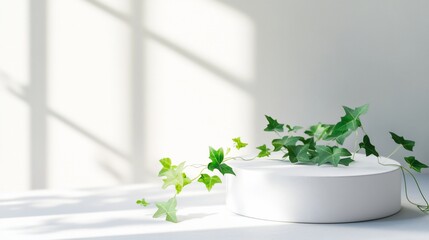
137 104 428 223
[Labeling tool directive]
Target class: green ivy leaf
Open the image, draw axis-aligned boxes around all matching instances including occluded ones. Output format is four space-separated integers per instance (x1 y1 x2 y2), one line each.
286 125 303 132
327 104 369 144
198 174 222 191
209 147 224 164
359 135 379 157
159 162 188 194
175 173 192 194
304 124 334 140
339 157 354 166
271 136 301 151
232 137 248 150
404 156 428 173
207 147 235 175
153 197 178 223
301 137 316 150
218 164 235 175
315 146 351 167
256 144 271 157
286 144 310 163
390 132 415 151
158 158 172 176
136 198 149 207
264 115 284 132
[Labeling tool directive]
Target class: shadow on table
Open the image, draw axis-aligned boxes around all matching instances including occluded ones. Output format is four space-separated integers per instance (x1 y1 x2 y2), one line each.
0 184 224 219
62 209 429 240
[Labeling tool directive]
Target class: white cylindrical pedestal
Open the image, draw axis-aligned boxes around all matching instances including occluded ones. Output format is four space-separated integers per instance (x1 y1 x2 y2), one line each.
226 154 401 223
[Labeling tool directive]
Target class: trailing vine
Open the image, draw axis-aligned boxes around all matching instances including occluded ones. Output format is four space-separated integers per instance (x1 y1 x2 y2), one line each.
136 105 428 222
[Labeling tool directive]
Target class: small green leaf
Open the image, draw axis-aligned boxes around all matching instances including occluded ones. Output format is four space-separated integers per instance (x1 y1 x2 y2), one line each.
286 125 303 132
301 137 316 150
359 135 379 157
160 162 188 194
158 158 172 176
327 104 369 144
271 136 301 151
304 124 334 140
209 147 224 165
256 144 271 157
218 164 235 175
339 157 354 166
225 147 231 155
286 144 310 163
175 173 192 194
264 115 284 132
207 147 235 175
390 132 415 151
198 174 222 191
404 156 428 173
315 146 351 167
136 198 150 207
232 137 248 150
153 197 178 223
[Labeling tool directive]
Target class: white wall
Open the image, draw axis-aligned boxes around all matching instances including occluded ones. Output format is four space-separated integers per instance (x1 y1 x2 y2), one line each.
1 0 428 191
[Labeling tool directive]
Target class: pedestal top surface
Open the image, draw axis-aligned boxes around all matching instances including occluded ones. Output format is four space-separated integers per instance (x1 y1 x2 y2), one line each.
228 153 399 177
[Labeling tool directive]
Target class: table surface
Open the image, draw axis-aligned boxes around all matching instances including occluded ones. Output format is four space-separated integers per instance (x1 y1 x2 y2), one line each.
1 177 429 240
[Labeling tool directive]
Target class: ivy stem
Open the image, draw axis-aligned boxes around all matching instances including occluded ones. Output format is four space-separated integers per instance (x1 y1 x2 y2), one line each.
377 157 429 212
224 155 257 162
401 166 429 210
274 130 282 138
190 167 207 182
184 164 206 169
360 126 368 136
352 130 359 160
387 145 401 159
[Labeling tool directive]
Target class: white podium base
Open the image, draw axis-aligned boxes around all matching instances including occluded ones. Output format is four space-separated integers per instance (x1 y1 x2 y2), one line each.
226 154 401 223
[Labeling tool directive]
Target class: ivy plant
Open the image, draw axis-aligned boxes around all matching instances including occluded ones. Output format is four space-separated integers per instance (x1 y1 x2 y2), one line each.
137 104 429 222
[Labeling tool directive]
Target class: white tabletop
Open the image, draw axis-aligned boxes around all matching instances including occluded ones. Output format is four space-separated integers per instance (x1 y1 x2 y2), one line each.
1 177 429 240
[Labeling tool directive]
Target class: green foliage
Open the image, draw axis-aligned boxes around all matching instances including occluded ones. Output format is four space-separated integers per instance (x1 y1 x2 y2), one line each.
304 123 333 141
145 104 429 223
232 137 248 150
359 135 379 157
136 198 149 207
271 136 301 151
327 104 369 144
286 125 302 132
404 156 428 173
198 174 222 191
390 132 415 151
256 144 271 157
153 197 178 223
158 161 190 194
158 158 172 176
286 144 311 163
208 147 235 175
339 157 354 166
314 146 352 167
264 115 284 132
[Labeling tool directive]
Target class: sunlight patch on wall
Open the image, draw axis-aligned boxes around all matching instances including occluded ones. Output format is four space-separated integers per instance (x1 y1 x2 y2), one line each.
0 0 30 191
0 87 30 191
48 0 132 158
143 39 254 176
47 0 133 188
48 116 131 189
144 0 255 82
